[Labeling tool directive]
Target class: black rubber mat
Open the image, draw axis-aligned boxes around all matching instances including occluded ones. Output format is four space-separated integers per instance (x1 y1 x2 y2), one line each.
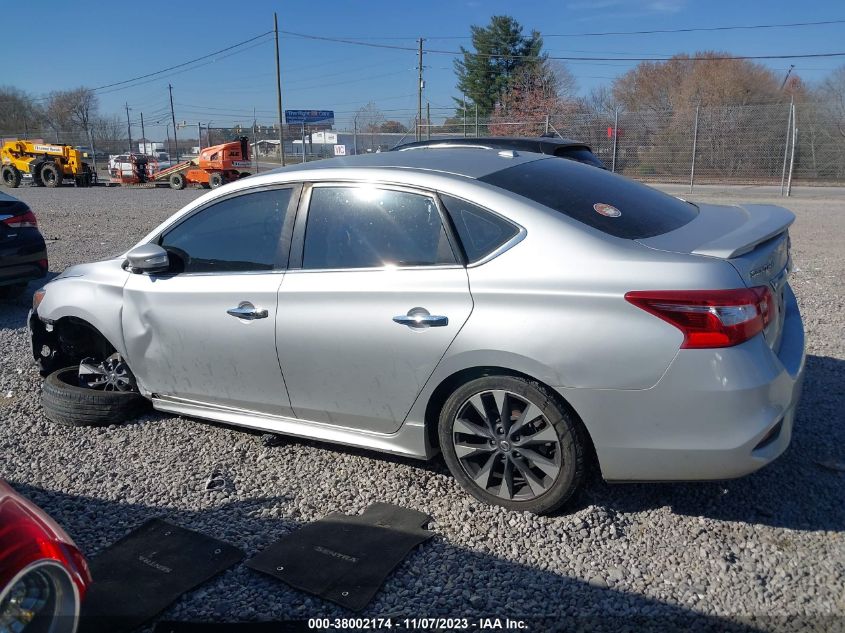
79 519 244 633
246 502 434 611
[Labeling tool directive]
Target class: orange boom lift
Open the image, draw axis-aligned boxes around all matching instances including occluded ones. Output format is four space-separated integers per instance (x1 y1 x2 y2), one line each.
152 136 252 189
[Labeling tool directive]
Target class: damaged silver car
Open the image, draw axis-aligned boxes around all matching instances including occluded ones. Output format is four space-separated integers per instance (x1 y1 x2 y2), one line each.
29 149 805 513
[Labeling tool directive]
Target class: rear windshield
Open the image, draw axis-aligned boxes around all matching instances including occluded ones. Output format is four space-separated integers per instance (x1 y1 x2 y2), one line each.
479 158 698 239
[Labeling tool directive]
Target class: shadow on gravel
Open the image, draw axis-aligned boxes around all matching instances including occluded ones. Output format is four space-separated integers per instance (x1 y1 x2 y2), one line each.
580 355 845 533
10 482 769 632
0 281 38 330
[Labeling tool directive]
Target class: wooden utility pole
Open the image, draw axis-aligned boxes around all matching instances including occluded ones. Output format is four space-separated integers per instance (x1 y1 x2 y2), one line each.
140 112 146 152
426 102 431 140
169 84 179 161
125 103 132 153
274 13 286 165
417 38 424 141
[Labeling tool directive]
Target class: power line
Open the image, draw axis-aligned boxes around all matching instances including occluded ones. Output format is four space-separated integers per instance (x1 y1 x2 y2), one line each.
280 30 845 62
94 38 273 96
92 31 273 92
279 18 845 41
542 18 845 38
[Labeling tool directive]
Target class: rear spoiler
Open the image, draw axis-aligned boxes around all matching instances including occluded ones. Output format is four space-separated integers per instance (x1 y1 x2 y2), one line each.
692 204 795 259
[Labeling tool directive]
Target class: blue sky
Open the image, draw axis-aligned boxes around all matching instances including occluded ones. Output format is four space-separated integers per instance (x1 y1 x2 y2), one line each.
4 0 845 135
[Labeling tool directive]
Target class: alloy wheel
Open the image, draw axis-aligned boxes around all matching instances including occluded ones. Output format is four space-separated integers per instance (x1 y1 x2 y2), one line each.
78 353 136 392
452 389 562 501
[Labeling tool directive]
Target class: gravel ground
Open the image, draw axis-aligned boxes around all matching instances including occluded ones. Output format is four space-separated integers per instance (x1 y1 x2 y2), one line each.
1 184 843 632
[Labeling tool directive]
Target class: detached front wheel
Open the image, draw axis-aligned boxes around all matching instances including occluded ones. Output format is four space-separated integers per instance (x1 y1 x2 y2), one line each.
42 356 149 427
439 376 587 515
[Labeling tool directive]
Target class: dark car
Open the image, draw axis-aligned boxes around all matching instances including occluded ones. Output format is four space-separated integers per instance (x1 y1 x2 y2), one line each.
394 136 606 169
0 191 48 298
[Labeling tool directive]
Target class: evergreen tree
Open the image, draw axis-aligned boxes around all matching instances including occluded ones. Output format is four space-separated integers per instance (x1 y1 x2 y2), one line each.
454 16 545 120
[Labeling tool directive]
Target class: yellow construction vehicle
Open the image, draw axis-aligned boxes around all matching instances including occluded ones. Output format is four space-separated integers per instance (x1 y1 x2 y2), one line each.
1 140 94 188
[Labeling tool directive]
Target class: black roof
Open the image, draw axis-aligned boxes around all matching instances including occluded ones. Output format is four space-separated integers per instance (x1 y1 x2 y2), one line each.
393 136 592 154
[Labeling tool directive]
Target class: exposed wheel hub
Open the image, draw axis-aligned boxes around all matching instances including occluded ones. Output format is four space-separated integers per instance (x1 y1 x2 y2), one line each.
78 353 136 392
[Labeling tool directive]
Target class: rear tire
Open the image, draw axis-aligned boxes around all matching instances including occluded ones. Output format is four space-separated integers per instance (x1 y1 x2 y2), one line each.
41 162 63 188
42 367 150 427
1 165 21 188
169 173 186 190
208 172 223 189
438 375 586 515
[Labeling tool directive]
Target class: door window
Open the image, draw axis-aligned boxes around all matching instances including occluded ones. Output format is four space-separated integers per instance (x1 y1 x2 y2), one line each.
302 186 457 269
160 188 292 273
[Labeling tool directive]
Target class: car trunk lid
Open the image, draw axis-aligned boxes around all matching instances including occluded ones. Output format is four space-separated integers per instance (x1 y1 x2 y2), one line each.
637 202 794 352
0 192 33 242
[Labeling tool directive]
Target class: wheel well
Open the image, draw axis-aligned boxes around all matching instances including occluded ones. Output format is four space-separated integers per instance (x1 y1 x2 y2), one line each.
423 366 598 467
50 317 116 365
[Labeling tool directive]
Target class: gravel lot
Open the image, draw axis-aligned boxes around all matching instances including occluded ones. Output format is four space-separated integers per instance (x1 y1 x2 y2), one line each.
1 183 843 631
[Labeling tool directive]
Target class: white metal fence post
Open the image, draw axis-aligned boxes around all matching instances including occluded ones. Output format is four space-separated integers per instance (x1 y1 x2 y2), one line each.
689 106 699 194
611 108 619 173
780 97 794 196
787 103 797 196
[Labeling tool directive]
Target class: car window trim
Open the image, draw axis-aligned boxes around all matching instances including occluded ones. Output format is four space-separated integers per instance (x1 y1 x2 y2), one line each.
289 181 463 272
153 183 302 277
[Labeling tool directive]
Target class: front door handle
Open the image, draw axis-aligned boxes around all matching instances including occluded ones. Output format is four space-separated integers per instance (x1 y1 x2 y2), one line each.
227 302 268 320
393 307 449 328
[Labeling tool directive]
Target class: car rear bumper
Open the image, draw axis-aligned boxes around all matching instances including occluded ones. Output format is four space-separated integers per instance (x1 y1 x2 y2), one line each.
559 283 806 481
0 233 48 287
0 261 47 287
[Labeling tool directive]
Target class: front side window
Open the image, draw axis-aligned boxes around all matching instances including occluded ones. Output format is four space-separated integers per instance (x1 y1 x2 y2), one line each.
160 188 292 273
302 186 456 270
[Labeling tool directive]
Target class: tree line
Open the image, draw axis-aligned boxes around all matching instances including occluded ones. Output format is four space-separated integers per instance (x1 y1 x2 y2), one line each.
0 86 130 152
446 15 844 126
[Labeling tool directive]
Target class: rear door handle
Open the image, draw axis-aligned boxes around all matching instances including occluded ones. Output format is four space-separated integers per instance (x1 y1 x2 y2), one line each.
227 302 268 320
393 307 448 328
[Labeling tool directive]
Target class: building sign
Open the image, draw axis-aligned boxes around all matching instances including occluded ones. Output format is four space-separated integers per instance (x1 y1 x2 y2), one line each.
285 110 335 125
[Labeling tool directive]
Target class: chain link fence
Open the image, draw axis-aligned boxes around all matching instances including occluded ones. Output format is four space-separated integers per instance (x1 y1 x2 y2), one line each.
4 102 844 188
413 101 845 188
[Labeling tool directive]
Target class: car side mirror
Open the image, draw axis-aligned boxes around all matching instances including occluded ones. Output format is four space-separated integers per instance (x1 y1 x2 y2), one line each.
126 244 169 274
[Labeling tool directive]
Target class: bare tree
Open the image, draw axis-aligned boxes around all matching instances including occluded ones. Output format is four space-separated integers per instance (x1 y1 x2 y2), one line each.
488 61 578 136
819 65 845 138
354 102 385 150
43 91 76 143
92 115 126 154
0 86 42 137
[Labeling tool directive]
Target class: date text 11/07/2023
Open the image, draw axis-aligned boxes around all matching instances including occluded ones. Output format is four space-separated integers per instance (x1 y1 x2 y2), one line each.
307 617 529 630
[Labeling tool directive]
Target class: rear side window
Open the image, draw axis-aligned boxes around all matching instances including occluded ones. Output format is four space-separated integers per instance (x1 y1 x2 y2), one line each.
161 188 292 273
439 194 519 263
479 158 697 239
303 187 456 269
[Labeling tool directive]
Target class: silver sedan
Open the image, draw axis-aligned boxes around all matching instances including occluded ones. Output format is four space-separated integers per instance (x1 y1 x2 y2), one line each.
29 149 805 514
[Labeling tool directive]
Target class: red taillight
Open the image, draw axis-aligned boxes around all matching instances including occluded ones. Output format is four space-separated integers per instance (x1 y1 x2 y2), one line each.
1 210 38 229
625 287 772 349
0 494 91 599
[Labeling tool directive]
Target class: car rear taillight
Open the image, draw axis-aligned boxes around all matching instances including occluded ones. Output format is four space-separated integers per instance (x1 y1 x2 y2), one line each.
625 287 772 349
1 210 38 229
0 497 91 600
